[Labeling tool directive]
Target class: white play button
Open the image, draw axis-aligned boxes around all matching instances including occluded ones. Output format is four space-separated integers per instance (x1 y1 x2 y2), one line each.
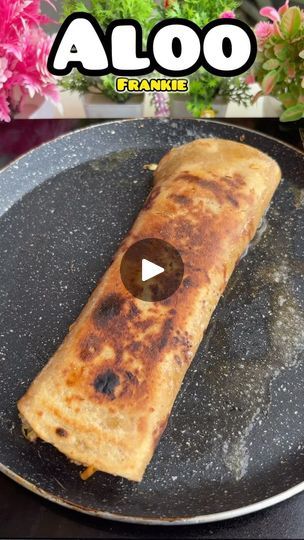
120 238 184 302
141 259 164 282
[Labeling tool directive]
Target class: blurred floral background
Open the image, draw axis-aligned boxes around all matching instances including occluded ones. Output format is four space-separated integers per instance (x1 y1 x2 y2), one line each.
0 1 60 122
0 0 303 122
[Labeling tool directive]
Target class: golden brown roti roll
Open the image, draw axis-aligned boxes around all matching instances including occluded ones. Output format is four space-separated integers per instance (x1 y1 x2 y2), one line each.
18 139 281 481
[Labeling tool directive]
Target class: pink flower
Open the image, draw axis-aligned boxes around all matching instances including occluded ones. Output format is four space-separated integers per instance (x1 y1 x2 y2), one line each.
0 93 10 122
11 28 60 101
219 11 236 19
278 1 290 16
0 0 59 122
255 21 275 43
246 73 256 85
260 6 281 23
0 58 12 89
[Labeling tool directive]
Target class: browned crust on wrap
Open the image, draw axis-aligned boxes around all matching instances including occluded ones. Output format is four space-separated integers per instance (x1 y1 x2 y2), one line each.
18 139 281 481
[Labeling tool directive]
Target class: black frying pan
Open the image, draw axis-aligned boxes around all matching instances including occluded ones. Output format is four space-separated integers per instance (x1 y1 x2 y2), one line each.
0 119 303 525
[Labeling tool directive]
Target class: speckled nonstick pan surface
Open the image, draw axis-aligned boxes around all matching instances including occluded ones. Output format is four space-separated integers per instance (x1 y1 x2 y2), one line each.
0 119 303 525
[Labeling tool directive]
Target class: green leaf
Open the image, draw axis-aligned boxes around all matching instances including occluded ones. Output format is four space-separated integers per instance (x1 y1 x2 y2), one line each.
264 47 274 59
274 44 291 61
280 7 301 39
286 62 296 78
280 104 304 123
263 59 280 71
277 93 297 108
262 71 278 95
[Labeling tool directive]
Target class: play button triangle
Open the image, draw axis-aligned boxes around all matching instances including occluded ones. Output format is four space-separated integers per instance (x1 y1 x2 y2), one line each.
142 259 164 282
120 238 184 302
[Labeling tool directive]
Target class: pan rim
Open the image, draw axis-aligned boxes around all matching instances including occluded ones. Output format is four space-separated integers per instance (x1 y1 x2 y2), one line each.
0 118 302 181
0 118 303 525
1 463 304 525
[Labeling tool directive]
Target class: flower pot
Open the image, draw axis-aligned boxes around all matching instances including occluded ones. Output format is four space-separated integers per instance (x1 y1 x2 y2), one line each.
81 93 145 118
170 94 228 118
262 96 283 118
226 84 283 118
15 94 44 119
15 94 56 119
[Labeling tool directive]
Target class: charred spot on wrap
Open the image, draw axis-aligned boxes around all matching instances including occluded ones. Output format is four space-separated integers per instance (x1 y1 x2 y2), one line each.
93 294 125 327
93 370 120 398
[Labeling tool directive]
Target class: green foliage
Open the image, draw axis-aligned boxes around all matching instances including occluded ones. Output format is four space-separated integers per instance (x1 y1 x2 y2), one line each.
60 73 130 102
280 103 304 122
186 72 220 117
219 76 252 105
60 71 90 93
155 0 240 27
186 70 251 117
254 5 304 122
63 0 155 33
157 0 250 117
60 0 250 111
61 0 155 102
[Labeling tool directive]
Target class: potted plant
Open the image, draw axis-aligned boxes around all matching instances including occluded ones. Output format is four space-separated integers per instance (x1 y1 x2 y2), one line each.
251 1 304 122
152 0 251 118
0 0 59 122
169 69 252 118
61 0 155 118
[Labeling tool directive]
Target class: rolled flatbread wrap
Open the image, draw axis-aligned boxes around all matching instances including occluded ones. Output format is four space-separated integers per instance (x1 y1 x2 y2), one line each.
18 139 281 481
